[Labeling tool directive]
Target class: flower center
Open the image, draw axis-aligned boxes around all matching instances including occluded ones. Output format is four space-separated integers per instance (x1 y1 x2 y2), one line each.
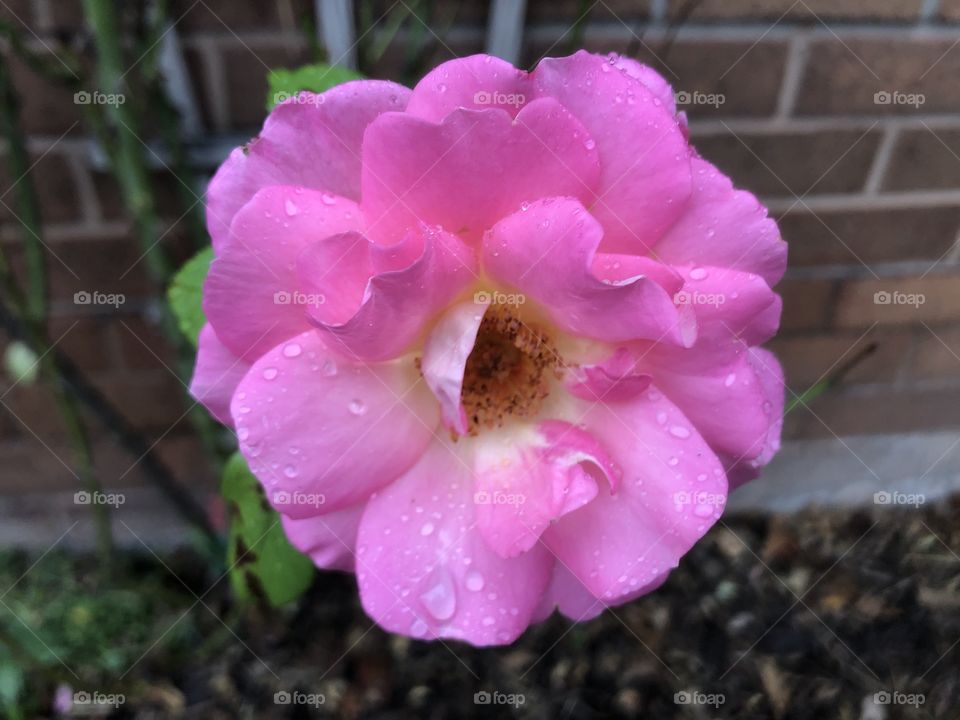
460 306 560 435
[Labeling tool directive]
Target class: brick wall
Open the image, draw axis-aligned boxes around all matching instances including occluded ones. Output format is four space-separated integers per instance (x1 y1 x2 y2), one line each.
0 0 959 502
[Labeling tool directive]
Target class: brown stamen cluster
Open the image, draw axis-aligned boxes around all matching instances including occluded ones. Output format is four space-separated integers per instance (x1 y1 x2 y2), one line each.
458 306 559 435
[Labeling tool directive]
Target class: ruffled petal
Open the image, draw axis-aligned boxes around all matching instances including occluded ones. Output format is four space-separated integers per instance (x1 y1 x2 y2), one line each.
483 197 696 346
189 324 251 425
532 51 692 253
644 349 776 462
722 348 785 488
297 224 477 361
420 301 488 435
357 440 553 646
204 186 363 361
472 421 621 558
231 329 439 518
360 99 601 244
653 157 787 286
543 386 727 603
405 54 532 121
281 502 365 572
206 81 409 252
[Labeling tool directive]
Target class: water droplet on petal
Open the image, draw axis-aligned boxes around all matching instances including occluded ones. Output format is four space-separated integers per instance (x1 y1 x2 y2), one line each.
725 373 737 387
465 570 485 592
420 522 435 536
263 367 278 380
669 425 691 439
419 568 456 621
321 359 337 377
689 266 707 280
349 399 366 416
284 199 299 216
283 342 302 358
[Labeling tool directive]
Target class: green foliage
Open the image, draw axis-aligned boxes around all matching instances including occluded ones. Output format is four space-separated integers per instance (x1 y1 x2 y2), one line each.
221 453 315 607
266 63 363 110
167 246 213 348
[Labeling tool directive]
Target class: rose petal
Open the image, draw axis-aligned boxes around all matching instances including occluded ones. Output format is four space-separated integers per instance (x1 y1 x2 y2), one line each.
483 197 696 346
357 439 553 646
204 186 362 361
360 99 601 245
206 81 409 252
231 329 439 518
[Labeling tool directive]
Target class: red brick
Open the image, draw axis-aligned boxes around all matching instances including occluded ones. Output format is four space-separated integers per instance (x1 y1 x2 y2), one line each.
8 52 85 136
779 206 960 268
912 325 960 380
768 329 911 388
833 273 960 328
784 387 960 439
222 44 312 130
692 128 881 198
90 370 190 431
171 0 313 32
614 40 788 117
0 151 82 226
796 39 960 116
93 170 189 222
47 315 117 373
670 0 925 22
777 278 835 332
939 0 960 21
115 315 177 372
883 128 960 192
528 0 650 23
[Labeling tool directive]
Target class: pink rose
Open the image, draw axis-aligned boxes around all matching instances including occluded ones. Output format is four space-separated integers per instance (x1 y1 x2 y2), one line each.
191 51 786 645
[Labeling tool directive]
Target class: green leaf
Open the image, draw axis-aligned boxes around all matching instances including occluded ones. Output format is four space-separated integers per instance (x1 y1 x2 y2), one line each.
267 63 363 110
167 246 213 348
221 453 315 607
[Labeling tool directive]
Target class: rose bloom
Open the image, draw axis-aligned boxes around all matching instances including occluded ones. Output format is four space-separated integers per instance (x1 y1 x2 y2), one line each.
191 51 786 646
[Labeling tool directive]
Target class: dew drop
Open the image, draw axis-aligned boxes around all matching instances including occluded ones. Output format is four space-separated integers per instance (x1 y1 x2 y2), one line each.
321 358 337 377
689 266 708 280
465 570 485 592
262 367 278 380
419 568 456 621
283 342 302 358
284 198 299 216
420 522 435 536
283 465 298 478
348 399 367 416
669 425 691 439
725 373 737 387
